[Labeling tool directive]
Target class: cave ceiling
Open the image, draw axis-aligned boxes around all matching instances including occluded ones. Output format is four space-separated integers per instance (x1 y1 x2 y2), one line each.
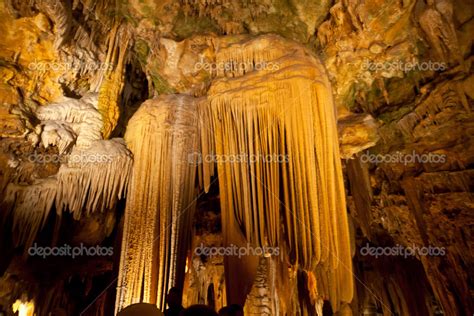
0 0 472 315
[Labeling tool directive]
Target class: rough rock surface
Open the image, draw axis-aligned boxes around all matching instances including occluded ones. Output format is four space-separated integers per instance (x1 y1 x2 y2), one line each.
0 0 472 315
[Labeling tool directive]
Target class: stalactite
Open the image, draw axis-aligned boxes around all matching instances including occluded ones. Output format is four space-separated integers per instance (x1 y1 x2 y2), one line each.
56 138 133 219
4 178 57 248
200 35 354 312
3 94 132 249
347 157 372 238
116 95 199 314
35 0 72 49
401 178 430 245
4 138 132 247
36 93 103 149
96 24 130 139
419 0 462 65
396 81 467 138
39 121 76 154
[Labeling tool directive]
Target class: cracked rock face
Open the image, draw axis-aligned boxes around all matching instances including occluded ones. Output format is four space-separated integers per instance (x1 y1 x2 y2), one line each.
0 0 472 315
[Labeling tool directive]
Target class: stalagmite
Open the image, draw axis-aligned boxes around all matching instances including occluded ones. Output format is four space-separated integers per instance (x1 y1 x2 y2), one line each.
116 95 200 313
201 35 354 311
243 257 277 316
12 299 35 316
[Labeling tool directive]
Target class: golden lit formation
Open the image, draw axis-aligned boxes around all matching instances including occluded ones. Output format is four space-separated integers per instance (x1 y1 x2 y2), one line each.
12 299 35 316
116 95 199 313
116 35 353 314
2 0 469 313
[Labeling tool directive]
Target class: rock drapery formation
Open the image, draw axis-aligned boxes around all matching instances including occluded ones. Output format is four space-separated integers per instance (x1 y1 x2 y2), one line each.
116 95 199 313
3 94 132 249
199 35 353 312
115 35 354 315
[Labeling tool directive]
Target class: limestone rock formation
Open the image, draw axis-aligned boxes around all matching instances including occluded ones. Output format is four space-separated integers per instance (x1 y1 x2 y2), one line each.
116 95 199 312
0 0 472 315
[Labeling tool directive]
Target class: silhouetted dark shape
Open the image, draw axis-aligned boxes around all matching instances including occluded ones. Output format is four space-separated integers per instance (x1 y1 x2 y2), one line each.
180 304 218 316
165 287 184 316
218 304 244 316
322 300 333 315
117 303 163 316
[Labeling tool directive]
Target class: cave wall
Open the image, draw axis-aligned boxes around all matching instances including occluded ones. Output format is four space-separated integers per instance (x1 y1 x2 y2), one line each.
0 0 472 315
